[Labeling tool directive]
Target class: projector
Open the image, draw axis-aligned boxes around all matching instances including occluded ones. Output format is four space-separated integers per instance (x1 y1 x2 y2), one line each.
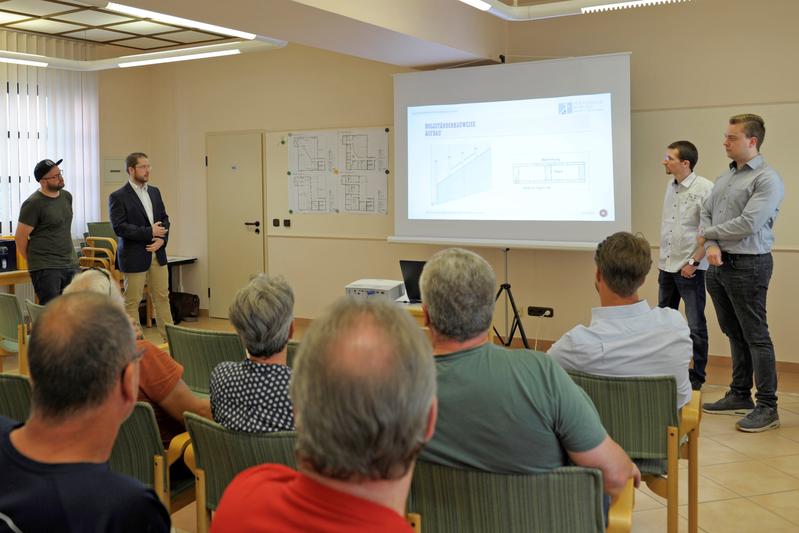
345 279 405 301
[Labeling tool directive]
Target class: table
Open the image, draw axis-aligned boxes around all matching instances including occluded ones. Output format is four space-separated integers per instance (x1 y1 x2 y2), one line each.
167 256 197 293
0 270 31 294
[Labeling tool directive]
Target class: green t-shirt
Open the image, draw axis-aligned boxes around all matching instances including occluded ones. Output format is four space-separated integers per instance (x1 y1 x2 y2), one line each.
420 343 607 473
17 190 78 272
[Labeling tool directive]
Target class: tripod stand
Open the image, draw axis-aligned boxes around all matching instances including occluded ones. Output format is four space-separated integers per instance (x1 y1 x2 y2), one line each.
492 248 530 349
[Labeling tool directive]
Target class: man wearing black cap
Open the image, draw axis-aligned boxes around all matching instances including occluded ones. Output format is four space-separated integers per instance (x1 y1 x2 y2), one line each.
14 159 78 304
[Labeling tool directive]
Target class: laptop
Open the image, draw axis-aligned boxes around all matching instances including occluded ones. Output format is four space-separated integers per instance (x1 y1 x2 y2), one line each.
399 260 426 304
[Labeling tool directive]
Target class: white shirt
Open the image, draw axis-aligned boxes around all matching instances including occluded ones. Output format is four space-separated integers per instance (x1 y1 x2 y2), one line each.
548 300 693 408
129 179 154 225
659 172 714 272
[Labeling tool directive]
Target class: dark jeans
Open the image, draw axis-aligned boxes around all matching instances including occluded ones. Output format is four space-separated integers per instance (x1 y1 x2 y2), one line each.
706 253 777 408
29 268 77 305
658 269 709 386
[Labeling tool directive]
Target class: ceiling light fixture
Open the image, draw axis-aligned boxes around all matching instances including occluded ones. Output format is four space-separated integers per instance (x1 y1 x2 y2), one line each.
104 2 256 39
582 0 692 14
0 55 48 67
118 49 240 68
457 0 492 11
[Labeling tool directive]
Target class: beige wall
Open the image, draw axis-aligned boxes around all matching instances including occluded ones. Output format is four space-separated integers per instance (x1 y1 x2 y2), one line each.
99 0 799 363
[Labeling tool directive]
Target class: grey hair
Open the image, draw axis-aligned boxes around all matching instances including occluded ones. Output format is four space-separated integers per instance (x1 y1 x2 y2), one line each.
64 269 125 309
228 274 294 358
29 292 138 420
291 297 435 481
419 248 496 342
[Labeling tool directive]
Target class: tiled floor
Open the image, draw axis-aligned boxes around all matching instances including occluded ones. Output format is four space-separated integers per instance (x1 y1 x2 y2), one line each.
8 317 799 532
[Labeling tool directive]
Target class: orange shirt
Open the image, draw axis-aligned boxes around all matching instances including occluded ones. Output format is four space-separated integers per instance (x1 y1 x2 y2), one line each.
136 339 184 446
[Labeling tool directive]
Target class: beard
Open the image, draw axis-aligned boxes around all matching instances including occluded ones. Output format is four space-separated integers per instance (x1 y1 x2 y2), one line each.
45 180 65 192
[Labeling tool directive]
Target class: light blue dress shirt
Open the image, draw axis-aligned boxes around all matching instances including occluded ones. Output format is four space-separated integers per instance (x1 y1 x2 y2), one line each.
549 300 692 408
700 154 783 254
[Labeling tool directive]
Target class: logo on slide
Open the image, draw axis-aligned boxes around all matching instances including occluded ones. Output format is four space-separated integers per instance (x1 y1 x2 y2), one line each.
599 209 608 218
558 102 573 115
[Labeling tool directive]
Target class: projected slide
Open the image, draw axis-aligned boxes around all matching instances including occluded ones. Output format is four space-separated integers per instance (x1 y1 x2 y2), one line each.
407 93 614 221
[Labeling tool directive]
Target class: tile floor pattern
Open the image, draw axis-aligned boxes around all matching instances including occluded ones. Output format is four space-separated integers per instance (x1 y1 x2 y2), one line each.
7 318 799 532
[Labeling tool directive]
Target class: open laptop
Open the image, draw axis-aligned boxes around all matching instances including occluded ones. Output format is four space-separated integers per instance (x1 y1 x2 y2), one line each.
399 260 426 304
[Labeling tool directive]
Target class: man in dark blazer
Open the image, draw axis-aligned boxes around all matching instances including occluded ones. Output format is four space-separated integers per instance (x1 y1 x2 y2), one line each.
109 152 173 340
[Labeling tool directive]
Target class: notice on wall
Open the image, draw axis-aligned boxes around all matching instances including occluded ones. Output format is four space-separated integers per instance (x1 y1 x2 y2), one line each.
287 127 389 214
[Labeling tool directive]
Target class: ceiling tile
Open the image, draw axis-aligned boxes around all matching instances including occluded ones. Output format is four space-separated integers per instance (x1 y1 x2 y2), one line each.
8 18 84 33
0 11 31 24
54 10 133 26
0 0 73 17
107 20 177 35
63 28 132 42
111 36 175 49
158 30 223 44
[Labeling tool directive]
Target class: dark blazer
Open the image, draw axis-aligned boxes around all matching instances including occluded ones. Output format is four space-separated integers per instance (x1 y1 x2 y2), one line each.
109 182 170 273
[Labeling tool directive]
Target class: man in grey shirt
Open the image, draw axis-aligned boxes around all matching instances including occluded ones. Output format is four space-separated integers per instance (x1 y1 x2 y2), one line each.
699 114 784 432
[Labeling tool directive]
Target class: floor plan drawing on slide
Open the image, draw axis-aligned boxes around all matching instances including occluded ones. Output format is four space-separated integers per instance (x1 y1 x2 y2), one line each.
288 127 389 214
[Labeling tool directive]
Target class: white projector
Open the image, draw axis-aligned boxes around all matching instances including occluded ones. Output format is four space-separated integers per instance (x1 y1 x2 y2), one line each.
345 279 405 301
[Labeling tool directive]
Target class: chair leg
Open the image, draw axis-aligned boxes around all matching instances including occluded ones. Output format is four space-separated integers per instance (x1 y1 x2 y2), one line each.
688 431 699 533
18 324 29 377
406 513 421 533
667 426 679 533
154 455 169 514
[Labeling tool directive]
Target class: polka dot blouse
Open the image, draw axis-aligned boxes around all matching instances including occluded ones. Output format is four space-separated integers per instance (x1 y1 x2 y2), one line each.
209 359 295 433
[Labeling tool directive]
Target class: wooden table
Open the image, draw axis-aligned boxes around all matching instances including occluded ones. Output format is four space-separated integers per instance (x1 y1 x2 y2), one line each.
0 270 31 294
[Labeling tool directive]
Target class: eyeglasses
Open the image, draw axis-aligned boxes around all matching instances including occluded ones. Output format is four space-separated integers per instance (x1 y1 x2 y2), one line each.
42 172 64 181
135 164 152 170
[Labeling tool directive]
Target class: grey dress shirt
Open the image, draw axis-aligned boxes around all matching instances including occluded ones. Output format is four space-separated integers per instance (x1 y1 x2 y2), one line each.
700 154 783 254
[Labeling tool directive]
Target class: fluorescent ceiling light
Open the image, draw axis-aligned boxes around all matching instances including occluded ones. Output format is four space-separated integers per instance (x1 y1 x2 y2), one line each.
458 0 492 11
0 56 48 67
582 0 691 14
118 49 240 68
105 2 256 39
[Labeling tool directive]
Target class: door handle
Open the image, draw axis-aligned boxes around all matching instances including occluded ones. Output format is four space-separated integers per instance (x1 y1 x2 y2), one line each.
244 221 261 227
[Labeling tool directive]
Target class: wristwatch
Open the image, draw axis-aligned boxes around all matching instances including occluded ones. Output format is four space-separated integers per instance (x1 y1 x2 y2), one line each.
687 258 699 267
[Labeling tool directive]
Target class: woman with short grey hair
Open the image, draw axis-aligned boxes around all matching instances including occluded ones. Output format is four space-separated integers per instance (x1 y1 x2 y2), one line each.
209 274 296 433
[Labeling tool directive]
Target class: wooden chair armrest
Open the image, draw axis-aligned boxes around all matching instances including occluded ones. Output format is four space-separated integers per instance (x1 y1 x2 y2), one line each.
85 237 117 253
183 443 197 475
80 246 114 259
166 431 191 467
607 477 635 533
679 390 702 436
157 342 169 351
406 513 421 533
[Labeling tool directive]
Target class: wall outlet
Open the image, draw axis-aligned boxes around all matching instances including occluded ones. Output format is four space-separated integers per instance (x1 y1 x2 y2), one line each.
528 306 554 318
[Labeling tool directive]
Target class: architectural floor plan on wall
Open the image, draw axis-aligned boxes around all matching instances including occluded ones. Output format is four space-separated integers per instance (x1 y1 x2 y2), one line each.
287 127 389 214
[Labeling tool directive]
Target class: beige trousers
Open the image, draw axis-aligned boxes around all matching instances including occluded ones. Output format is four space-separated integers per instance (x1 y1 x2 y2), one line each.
124 261 173 340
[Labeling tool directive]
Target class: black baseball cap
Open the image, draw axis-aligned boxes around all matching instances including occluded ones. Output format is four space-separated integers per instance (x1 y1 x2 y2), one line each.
34 158 63 181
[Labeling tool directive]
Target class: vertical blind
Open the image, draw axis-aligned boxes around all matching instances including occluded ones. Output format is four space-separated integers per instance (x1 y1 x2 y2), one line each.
0 30 99 239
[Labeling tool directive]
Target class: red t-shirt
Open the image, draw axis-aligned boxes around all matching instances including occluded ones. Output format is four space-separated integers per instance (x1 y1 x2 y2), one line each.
211 464 413 533
135 339 184 446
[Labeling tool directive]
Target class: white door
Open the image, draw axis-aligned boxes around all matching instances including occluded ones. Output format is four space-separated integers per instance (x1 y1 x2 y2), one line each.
207 131 265 318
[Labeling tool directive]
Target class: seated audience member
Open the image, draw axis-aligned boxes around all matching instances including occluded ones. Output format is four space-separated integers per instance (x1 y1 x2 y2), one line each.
549 232 693 408
209 274 295 433
211 298 436 532
0 293 170 532
418 247 638 500
64 269 211 446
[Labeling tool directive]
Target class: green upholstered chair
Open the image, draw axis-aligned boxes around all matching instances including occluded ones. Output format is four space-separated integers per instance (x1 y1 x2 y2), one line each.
165 325 246 397
566 370 702 533
109 402 191 513
0 293 26 375
0 374 31 422
406 460 605 533
286 339 300 368
24 299 45 326
184 412 297 533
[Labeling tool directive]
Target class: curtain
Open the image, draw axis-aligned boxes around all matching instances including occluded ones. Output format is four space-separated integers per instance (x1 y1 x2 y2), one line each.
0 30 99 239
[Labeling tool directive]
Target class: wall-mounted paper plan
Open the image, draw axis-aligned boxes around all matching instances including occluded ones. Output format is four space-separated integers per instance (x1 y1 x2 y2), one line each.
287 127 389 214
